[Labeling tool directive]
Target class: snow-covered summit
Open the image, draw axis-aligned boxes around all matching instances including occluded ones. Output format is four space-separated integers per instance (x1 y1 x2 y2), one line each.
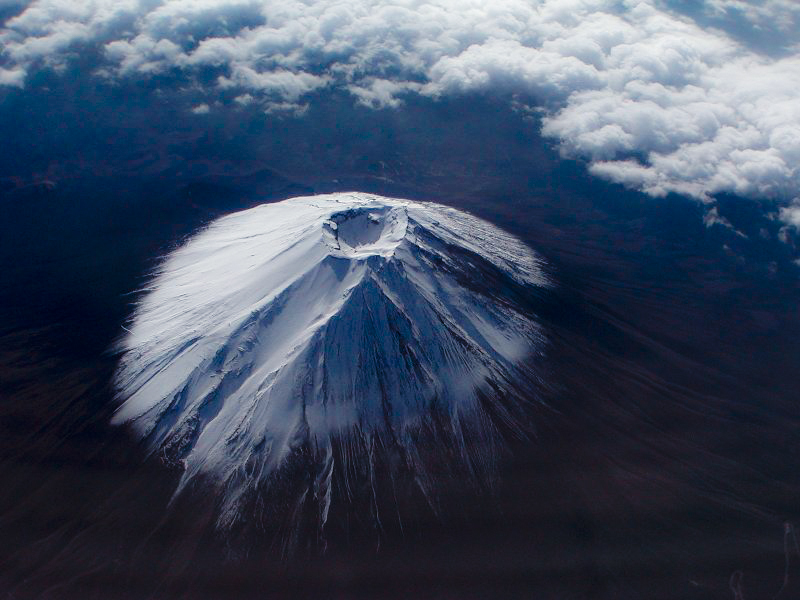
112 192 549 533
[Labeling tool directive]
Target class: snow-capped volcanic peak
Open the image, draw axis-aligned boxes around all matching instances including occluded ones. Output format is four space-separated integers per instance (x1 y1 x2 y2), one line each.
112 192 548 529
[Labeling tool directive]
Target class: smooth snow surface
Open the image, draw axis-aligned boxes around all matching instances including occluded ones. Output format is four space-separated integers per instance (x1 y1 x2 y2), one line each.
113 192 548 531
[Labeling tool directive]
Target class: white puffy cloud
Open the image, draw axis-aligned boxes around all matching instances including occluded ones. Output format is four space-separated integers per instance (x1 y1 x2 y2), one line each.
1 0 799 213
777 198 800 243
217 66 328 100
0 66 24 86
780 200 800 229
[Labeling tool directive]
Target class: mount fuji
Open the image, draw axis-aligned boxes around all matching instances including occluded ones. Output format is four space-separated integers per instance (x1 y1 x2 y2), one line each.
112 192 550 535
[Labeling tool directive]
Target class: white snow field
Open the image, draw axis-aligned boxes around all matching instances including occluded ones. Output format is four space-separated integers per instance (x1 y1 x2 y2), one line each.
113 192 549 531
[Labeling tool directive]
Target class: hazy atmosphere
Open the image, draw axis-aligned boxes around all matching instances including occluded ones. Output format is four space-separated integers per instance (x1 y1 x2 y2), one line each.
1 1 799 599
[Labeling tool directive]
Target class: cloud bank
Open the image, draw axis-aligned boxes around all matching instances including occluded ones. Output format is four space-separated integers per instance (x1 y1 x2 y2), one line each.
1 0 799 209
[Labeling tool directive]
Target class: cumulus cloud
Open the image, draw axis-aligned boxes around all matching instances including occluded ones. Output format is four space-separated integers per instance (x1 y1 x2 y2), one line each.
1 0 799 213
780 199 800 229
776 198 800 244
0 66 24 86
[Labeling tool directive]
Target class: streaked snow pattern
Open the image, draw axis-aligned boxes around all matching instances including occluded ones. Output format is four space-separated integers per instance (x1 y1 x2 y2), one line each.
113 192 549 532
